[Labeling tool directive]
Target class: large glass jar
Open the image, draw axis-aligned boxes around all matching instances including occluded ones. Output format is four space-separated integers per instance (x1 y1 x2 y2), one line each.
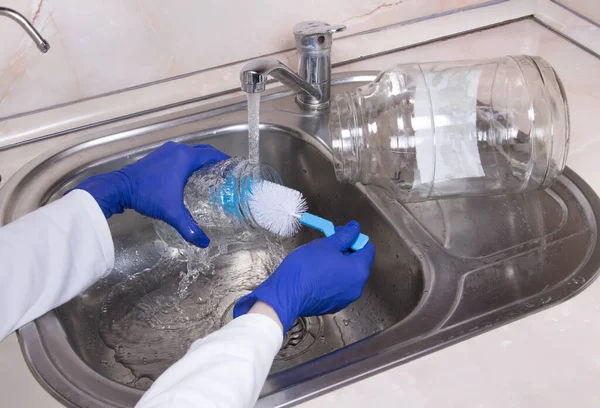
329 55 570 202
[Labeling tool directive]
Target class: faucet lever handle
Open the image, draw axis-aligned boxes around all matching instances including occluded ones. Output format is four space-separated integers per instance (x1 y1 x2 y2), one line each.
293 21 346 50
326 24 347 35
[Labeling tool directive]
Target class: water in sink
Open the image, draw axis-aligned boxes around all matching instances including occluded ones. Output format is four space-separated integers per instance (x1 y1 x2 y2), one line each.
98 229 285 382
104 154 289 382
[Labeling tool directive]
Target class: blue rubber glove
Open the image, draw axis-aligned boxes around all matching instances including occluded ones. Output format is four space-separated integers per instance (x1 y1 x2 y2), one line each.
233 221 376 332
76 141 229 248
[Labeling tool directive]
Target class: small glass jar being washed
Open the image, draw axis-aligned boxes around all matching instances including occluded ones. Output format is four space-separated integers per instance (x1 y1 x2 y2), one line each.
155 157 282 248
329 55 570 202
154 157 287 296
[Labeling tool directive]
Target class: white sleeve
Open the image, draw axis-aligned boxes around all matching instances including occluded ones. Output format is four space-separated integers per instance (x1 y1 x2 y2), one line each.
137 314 283 408
0 189 114 341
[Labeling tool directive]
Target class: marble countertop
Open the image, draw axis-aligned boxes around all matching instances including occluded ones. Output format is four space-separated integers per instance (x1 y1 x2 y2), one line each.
1 2 600 407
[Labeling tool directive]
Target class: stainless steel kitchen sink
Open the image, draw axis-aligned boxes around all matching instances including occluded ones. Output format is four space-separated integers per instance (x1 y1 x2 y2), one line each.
1 72 599 408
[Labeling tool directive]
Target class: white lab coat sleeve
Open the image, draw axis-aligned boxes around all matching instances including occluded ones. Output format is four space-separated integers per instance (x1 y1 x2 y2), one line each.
136 313 283 408
0 189 114 341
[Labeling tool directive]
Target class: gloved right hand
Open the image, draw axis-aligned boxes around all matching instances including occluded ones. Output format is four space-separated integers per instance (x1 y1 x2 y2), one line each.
233 221 375 332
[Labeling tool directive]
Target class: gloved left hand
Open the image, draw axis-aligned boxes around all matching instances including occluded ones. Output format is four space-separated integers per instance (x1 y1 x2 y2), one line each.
233 221 375 332
76 141 229 248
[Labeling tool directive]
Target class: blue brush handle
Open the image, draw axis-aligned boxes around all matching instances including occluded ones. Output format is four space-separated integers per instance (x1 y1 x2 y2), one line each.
299 213 369 251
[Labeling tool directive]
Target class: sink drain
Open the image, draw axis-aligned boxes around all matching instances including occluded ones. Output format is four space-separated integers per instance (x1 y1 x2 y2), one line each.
283 318 306 348
276 316 322 361
220 299 322 360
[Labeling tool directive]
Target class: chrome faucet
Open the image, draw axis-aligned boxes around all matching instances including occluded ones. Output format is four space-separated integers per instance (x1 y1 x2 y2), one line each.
240 21 345 110
0 7 50 53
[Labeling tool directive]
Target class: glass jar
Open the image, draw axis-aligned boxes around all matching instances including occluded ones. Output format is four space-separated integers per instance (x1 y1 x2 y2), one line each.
155 157 281 248
329 55 570 202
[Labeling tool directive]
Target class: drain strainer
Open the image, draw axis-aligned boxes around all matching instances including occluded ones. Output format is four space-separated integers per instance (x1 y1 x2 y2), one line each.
283 318 306 348
221 299 322 361
276 316 322 361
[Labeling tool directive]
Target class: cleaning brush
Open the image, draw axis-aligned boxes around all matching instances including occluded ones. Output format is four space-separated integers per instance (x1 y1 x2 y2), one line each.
248 180 369 251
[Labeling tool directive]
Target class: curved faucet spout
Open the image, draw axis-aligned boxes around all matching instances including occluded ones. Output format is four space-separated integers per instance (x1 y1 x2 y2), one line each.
240 57 321 100
0 7 50 53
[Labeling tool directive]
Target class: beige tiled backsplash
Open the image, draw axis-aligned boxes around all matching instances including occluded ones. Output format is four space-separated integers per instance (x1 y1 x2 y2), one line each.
0 0 493 120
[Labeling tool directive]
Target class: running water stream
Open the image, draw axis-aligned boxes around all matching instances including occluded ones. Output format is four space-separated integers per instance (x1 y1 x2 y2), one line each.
247 93 261 163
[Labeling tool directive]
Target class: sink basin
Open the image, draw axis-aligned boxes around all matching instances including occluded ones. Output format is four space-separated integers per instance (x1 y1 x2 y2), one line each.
1 72 599 408
58 127 425 387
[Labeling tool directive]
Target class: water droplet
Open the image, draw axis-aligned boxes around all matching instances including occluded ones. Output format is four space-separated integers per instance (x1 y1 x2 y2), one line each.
570 277 586 285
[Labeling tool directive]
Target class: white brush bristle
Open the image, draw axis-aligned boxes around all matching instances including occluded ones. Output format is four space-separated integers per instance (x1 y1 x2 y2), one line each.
249 180 308 237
